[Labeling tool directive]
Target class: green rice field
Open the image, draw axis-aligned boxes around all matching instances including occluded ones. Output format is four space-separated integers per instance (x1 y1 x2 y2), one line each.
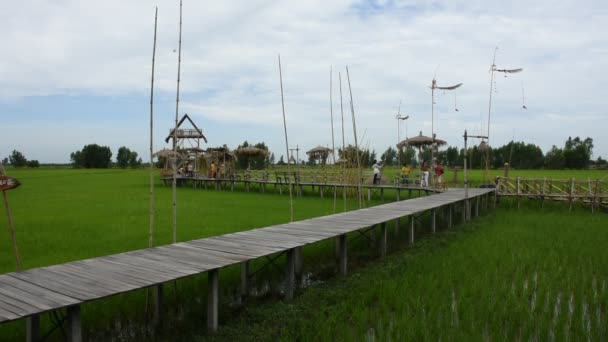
0 167 606 340
205 203 608 341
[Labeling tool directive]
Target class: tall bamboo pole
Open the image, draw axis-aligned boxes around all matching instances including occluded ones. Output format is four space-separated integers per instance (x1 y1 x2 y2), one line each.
148 7 158 248
279 55 294 222
330 67 337 213
172 0 183 243
2 191 21 271
339 72 346 212
330 67 336 164
346 66 362 208
485 47 498 185
0 161 20 270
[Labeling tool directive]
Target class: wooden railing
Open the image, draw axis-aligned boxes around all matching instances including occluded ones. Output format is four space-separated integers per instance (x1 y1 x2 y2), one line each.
496 177 608 210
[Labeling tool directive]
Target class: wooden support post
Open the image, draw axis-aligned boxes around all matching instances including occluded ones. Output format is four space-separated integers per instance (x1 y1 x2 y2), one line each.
569 177 574 211
207 269 219 333
338 234 347 275
241 261 249 297
380 222 387 258
368 188 371 201
408 216 414 245
475 197 479 217
516 177 521 209
448 204 453 228
369 224 376 246
397 189 400 201
381 188 384 201
26 315 40 342
285 249 295 300
294 246 303 278
67 305 82 342
395 217 400 236
462 201 467 224
408 189 412 198
431 209 436 234
152 284 163 327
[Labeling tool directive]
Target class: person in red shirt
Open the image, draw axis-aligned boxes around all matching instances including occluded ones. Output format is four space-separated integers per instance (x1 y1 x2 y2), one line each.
435 162 444 184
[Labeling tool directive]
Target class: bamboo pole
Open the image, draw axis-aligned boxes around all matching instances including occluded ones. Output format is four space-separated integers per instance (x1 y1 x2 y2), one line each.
330 67 337 213
2 191 21 271
149 6 158 248
346 66 362 208
278 55 294 222
172 0 183 243
339 72 346 212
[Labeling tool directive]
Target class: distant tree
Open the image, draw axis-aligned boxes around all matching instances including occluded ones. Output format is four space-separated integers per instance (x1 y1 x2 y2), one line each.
338 145 374 168
380 146 397 166
26 160 40 168
9 150 27 167
269 153 276 165
128 152 141 168
545 145 565 169
277 155 286 166
116 146 131 168
397 145 417 167
596 156 607 169
563 136 593 169
445 146 459 167
70 144 112 168
1 157 8 166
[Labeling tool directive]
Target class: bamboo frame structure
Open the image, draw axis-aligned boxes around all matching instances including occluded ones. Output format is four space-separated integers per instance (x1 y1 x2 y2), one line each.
149 6 158 249
172 0 183 243
278 55 294 222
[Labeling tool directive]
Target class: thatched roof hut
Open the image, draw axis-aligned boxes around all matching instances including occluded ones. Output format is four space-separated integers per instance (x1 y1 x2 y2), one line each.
397 131 447 150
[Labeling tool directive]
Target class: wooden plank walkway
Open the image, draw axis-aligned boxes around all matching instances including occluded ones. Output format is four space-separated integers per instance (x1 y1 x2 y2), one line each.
163 175 440 201
0 188 494 341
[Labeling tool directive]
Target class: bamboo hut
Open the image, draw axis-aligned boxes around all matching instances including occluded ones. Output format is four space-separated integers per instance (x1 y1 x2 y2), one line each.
306 146 332 165
397 131 447 164
165 114 207 174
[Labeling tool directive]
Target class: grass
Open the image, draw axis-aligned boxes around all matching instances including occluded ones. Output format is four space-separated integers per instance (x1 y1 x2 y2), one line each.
0 167 606 340
197 201 608 341
0 168 383 340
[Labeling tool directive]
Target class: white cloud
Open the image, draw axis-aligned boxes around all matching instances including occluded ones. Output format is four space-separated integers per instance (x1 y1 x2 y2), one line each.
1 0 607 162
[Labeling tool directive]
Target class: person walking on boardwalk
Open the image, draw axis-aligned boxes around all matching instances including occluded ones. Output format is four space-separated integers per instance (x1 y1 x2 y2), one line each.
210 161 217 178
420 160 429 187
372 160 383 185
434 161 444 184
401 163 411 185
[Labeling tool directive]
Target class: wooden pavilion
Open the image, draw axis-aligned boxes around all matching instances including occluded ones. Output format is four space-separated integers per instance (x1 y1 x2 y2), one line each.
165 114 208 175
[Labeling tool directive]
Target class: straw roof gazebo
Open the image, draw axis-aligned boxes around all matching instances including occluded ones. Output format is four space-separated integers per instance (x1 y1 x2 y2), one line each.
396 131 447 150
306 146 332 165
397 131 447 164
235 146 268 157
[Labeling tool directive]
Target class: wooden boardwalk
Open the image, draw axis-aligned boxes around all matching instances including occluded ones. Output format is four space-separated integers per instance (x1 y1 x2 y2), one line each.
0 188 494 341
163 175 441 201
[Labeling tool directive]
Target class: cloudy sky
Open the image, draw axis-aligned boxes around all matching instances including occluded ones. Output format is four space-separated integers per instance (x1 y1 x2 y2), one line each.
1 0 607 163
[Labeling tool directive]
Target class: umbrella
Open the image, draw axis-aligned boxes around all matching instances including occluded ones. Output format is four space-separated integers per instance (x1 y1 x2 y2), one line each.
306 146 332 155
397 131 447 165
397 131 447 150
235 146 268 157
153 149 184 159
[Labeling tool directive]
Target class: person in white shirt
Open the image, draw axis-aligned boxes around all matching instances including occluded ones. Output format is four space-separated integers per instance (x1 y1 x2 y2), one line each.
372 160 383 185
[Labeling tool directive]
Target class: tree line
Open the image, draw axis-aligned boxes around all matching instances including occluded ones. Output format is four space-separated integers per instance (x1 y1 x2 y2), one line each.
4 136 604 170
377 136 604 170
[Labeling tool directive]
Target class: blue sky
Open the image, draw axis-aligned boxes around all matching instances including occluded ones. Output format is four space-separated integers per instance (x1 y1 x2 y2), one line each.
1 0 607 163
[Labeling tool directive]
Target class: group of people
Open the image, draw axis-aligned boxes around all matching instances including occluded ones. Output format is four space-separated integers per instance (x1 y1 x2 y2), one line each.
402 160 443 187
178 161 194 177
372 159 444 187
209 161 227 178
